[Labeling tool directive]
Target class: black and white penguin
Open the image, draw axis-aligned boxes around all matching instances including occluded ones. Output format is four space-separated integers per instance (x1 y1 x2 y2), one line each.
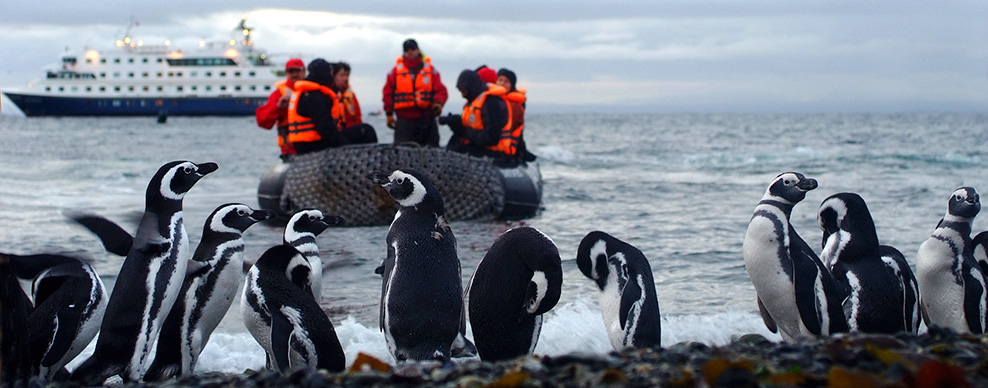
818 192 921 334
368 169 464 362
743 172 848 342
576 231 661 350
467 227 562 361
144 204 274 380
1 254 36 386
283 209 335 302
71 160 217 384
244 244 345 373
916 187 988 333
241 209 339 370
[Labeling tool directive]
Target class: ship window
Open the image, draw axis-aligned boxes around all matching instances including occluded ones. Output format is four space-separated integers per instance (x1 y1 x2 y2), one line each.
191 86 197 91
128 58 134 63
143 58 149 63
249 85 256 91
157 58 163 63
129 86 135 91
113 72 120 78
143 86 149 92
205 86 212 91
220 86 227 91
86 58 93 64
114 58 120 64
142 72 149 78
114 86 121 91
249 71 256 77
219 72 227 77
190 71 197 77
59 87 64 92
99 72 106 78
264 85 271 91
234 85 241 91
168 72 174 77
86 86 92 92
176 72 182 78
205 71 212 77
234 71 241 77
71 86 78 92
45 86 51 91
100 86 106 92
157 72 163 78
177 86 183 92
100 58 107 64
128 72 135 78
157 86 163 91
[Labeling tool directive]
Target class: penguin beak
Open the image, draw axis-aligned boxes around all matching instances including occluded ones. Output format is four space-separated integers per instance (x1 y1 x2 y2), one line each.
195 162 219 176
367 172 391 185
251 209 277 222
325 215 345 226
797 178 817 191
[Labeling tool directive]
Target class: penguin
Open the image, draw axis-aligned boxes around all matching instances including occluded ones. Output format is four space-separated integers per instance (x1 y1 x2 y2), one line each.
1 253 39 386
915 187 988 333
467 226 562 361
818 192 921 334
576 231 661 350
742 172 848 342
241 209 340 370
242 238 345 373
144 204 275 380
71 160 217 384
368 169 464 362
283 209 331 302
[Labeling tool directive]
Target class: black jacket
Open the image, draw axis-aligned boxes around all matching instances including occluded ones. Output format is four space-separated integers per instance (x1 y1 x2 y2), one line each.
295 59 341 153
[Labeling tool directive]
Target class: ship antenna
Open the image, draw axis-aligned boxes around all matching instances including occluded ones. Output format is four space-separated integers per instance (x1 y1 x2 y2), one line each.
236 16 253 47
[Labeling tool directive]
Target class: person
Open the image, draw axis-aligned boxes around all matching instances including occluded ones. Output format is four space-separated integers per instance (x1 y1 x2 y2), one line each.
496 68 535 161
332 61 377 143
381 38 448 146
441 69 525 166
255 58 305 159
475 65 497 85
287 58 377 154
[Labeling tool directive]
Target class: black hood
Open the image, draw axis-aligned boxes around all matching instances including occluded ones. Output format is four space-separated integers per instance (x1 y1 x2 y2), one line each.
306 58 334 87
456 69 487 102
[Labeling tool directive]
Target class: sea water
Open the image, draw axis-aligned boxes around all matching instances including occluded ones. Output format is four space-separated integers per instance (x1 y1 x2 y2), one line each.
2 112 987 374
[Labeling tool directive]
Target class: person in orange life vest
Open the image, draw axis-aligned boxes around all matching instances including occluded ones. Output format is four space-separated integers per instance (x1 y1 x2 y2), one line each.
332 62 378 145
255 58 305 159
381 38 448 146
289 59 376 154
496 68 536 162
475 65 497 85
442 69 510 160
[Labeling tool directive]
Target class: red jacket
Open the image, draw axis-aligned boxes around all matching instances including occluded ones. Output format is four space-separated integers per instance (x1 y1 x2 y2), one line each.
382 55 448 120
255 80 296 155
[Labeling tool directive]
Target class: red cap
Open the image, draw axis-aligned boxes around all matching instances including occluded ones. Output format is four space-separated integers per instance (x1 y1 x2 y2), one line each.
476 66 497 84
285 58 305 71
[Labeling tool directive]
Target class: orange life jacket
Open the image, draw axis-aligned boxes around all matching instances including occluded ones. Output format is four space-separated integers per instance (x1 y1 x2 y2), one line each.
461 85 524 156
274 80 293 149
339 87 362 126
286 80 340 144
392 56 436 110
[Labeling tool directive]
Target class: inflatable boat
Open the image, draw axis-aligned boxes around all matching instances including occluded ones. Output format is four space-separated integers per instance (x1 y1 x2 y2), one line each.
257 144 542 226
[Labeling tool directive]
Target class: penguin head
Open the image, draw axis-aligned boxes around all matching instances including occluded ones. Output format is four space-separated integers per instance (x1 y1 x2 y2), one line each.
367 169 444 212
576 231 619 290
207 203 276 234
818 192 880 263
284 209 342 244
148 160 218 203
947 187 981 220
497 227 563 315
765 172 817 204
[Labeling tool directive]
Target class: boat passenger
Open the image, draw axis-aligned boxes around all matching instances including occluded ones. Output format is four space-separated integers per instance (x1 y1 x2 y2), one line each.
333 61 377 143
255 58 305 160
475 65 497 85
496 68 535 162
381 38 448 146
288 59 375 155
442 69 525 166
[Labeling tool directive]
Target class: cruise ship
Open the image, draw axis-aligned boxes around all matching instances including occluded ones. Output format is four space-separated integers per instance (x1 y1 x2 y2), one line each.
4 18 282 117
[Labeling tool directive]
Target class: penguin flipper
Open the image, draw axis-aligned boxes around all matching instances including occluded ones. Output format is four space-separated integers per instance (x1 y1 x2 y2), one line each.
791 252 824 335
270 311 294 373
757 297 778 334
618 274 644 330
65 211 134 257
41 312 81 367
960 260 987 334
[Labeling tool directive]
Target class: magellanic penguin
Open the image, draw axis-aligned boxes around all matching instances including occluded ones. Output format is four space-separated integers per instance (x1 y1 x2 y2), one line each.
241 209 340 371
368 169 464 362
1 254 36 386
283 209 333 302
743 172 848 342
916 187 988 333
468 227 562 361
71 160 218 384
144 204 275 380
576 231 661 350
818 192 921 334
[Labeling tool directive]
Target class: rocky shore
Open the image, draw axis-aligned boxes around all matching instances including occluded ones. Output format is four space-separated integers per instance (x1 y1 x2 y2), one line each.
26 327 986 387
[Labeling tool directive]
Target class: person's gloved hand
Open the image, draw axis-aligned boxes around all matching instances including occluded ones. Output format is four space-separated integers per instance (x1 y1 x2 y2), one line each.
386 114 396 129
431 101 443 116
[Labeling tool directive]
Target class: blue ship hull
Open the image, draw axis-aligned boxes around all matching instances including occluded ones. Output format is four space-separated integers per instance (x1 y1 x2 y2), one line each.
3 92 265 117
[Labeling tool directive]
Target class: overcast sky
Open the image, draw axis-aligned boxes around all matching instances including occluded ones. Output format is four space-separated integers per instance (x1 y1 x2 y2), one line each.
2 1 986 114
